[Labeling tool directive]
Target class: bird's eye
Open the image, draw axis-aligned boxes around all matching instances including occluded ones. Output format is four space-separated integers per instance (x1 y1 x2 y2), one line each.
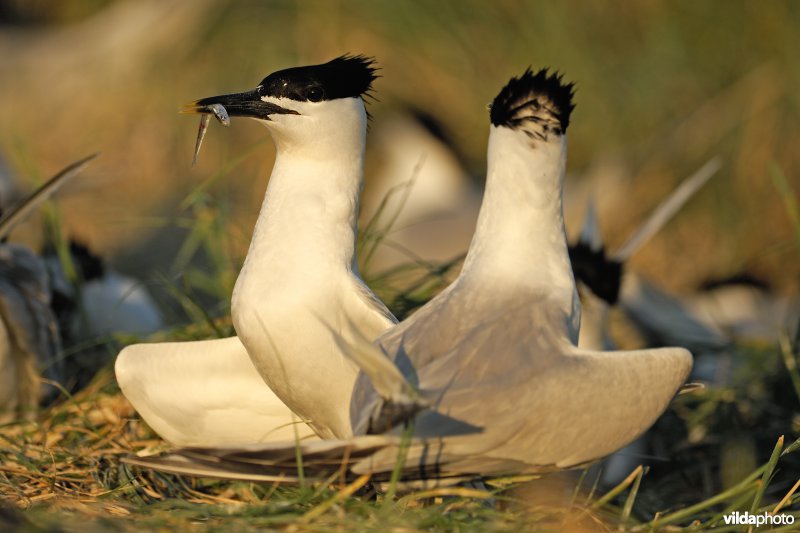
306 86 324 102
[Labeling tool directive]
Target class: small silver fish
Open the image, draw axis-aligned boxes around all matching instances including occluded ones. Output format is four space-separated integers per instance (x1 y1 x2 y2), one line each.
207 103 230 126
192 114 211 167
191 104 231 166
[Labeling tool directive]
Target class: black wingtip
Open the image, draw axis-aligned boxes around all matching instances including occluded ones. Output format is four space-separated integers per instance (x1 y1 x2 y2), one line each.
490 68 576 134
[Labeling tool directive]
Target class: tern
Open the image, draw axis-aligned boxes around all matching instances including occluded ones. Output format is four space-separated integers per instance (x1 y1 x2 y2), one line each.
44 240 164 392
570 158 725 355
116 55 396 444
346 68 692 474
0 243 62 423
0 155 95 422
687 275 798 345
125 68 693 482
62 241 164 339
568 160 720 485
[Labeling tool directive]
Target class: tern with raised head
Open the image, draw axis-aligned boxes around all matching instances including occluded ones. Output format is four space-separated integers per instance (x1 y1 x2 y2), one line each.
116 56 396 444
346 68 692 475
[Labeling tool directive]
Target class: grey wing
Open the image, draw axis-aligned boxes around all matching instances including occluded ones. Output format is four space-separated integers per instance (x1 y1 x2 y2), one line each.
350 283 473 435
351 342 691 476
354 299 693 475
352 289 554 434
525 341 692 468
0 154 96 239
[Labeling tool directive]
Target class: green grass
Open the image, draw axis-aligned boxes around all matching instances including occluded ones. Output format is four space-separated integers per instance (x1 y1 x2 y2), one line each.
0 361 797 531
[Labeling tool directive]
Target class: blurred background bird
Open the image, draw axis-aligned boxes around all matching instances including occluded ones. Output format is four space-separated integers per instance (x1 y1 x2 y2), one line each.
0 242 62 423
360 107 480 283
45 239 164 391
569 160 718 487
0 151 165 420
0 156 95 421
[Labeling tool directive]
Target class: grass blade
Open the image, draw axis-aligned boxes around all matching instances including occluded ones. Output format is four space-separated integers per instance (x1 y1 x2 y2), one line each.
0 153 98 239
621 465 646 522
750 435 784 514
773 478 800 515
382 421 415 507
769 162 800 245
591 465 643 509
301 474 371 522
648 465 765 528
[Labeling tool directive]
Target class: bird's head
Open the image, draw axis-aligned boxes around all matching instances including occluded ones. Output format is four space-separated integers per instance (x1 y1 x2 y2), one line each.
489 68 575 143
483 68 576 191
183 55 378 153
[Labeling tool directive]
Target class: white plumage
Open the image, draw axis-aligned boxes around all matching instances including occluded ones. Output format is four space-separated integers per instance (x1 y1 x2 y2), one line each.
117 56 396 444
347 72 691 475
116 337 316 446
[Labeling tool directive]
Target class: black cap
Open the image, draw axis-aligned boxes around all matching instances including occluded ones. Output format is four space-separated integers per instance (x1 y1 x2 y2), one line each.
490 68 575 137
256 54 378 102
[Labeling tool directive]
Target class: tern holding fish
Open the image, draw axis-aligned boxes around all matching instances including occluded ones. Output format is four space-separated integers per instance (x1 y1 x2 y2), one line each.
116 56 396 444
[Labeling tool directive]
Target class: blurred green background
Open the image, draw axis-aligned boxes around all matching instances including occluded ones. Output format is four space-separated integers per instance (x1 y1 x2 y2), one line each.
0 0 797 314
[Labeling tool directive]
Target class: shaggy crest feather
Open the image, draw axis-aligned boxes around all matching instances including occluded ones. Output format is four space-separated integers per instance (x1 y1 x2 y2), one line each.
256 54 378 102
490 68 575 137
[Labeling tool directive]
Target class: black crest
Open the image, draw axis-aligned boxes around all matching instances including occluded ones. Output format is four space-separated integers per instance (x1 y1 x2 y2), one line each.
568 242 622 305
257 55 378 102
490 68 575 138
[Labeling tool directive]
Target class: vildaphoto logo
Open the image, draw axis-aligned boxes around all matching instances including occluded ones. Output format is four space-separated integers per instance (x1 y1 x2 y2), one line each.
722 511 795 526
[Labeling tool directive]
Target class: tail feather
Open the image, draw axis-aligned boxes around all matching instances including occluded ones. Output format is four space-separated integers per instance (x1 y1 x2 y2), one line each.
123 435 477 487
124 454 303 483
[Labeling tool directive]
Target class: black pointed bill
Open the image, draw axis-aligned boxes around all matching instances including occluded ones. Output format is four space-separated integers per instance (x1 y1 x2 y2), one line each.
181 89 300 120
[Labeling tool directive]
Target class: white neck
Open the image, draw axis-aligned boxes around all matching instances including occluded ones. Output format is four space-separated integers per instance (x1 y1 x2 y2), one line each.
460 126 580 337
236 100 366 288
230 98 374 439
